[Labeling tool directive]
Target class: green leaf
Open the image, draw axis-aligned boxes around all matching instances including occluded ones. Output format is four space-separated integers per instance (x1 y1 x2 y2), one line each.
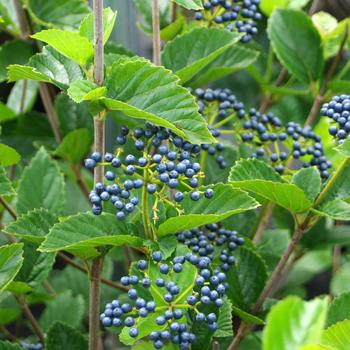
0 102 16 123
0 40 34 82
331 262 350 296
67 80 107 103
229 159 312 213
260 0 311 16
328 80 350 94
314 199 350 220
132 342 177 350
0 341 23 350
231 304 264 325
191 45 260 87
46 321 88 350
327 292 350 327
79 7 117 45
102 57 215 144
27 0 90 30
157 183 259 236
226 247 268 310
336 139 350 157
32 29 94 66
0 243 24 293
292 167 321 203
268 9 324 83
16 242 55 289
7 64 52 84
0 308 20 326
215 298 233 338
160 15 186 42
4 208 58 243
55 129 92 163
161 28 241 84
173 0 203 10
321 320 350 350
0 166 15 196
16 147 66 215
39 291 85 331
0 144 20 166
7 80 38 115
263 297 329 350
39 212 143 258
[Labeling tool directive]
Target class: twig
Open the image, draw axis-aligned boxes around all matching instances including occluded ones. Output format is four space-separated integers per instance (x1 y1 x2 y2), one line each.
90 1 105 349
305 26 349 126
252 202 274 244
42 281 56 296
172 3 177 23
0 196 17 220
16 296 45 344
152 0 161 65
0 325 18 342
71 165 90 200
19 80 27 113
332 245 342 274
12 0 29 40
212 341 220 350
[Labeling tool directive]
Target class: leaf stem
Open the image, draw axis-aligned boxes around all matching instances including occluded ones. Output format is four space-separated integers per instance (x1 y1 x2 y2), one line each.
152 0 161 65
142 166 153 239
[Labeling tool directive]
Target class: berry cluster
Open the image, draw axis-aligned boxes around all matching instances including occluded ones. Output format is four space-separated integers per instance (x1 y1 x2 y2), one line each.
21 343 43 350
177 223 244 272
321 94 350 143
194 87 332 179
194 0 262 42
85 124 214 221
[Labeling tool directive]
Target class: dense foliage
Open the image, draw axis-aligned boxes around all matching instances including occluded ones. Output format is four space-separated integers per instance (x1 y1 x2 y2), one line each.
0 0 350 350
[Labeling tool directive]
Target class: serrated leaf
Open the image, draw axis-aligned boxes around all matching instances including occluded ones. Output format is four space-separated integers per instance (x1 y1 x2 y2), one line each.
55 129 92 163
263 297 329 350
321 320 350 350
336 139 350 157
226 247 267 310
0 144 20 166
79 7 117 44
314 199 350 220
46 321 88 350
158 184 259 237
39 291 85 331
4 208 58 243
7 80 38 115
39 212 143 258
215 298 233 338
0 341 23 350
16 242 55 289
102 57 215 144
0 40 34 82
268 9 324 83
0 166 14 196
7 64 52 84
67 80 107 103
32 29 94 66
27 0 90 30
327 292 350 327
191 45 260 87
162 28 241 84
231 304 264 325
17 147 66 215
229 159 312 213
292 167 321 203
0 243 24 293
329 80 350 94
173 0 203 10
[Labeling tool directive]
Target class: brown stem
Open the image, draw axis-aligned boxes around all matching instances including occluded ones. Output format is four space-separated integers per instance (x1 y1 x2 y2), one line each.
152 0 161 65
0 325 18 342
332 245 342 274
305 26 349 126
252 202 274 244
16 296 45 344
172 3 177 22
72 165 90 200
13 0 29 40
43 281 56 296
212 341 220 350
0 196 17 220
19 80 27 113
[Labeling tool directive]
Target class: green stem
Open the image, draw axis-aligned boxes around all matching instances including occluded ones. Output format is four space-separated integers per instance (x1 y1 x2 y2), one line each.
142 166 153 240
264 46 274 83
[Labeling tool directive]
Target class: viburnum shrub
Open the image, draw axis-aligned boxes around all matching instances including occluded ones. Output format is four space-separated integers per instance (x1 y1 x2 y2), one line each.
0 1 350 350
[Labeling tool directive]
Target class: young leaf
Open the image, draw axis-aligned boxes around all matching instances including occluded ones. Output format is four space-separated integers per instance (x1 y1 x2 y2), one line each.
4 208 58 243
336 139 350 157
0 144 20 166
162 28 241 84
157 184 259 236
39 291 85 331
46 321 88 350
32 29 94 66
79 7 117 44
215 298 233 338
0 166 15 196
263 297 329 350
54 128 92 163
226 247 268 310
39 212 143 258
268 9 324 83
102 57 215 144
173 0 203 10
16 147 66 215
0 243 24 293
321 320 350 350
7 64 52 84
327 291 350 327
27 0 90 30
191 45 260 88
67 80 107 103
229 159 312 213
292 167 321 203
